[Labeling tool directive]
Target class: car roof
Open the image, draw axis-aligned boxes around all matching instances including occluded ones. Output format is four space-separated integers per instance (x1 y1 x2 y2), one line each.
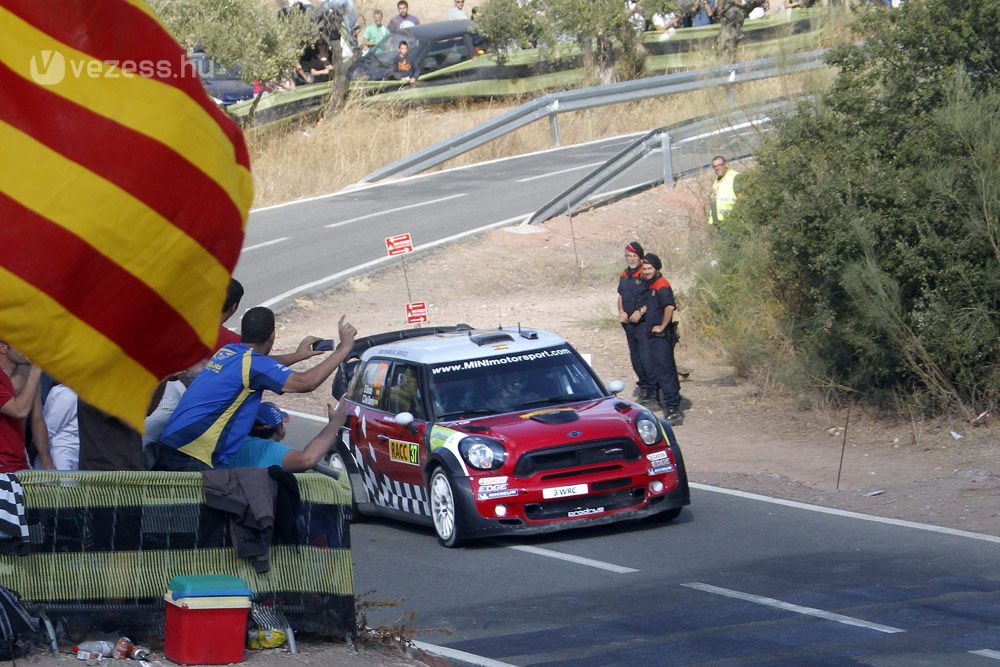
361 326 570 366
398 19 474 41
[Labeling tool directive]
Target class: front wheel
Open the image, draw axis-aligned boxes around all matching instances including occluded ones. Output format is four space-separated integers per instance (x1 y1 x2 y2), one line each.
428 468 463 548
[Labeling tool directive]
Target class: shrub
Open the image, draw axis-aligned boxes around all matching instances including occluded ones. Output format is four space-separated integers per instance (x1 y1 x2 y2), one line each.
693 0 1000 415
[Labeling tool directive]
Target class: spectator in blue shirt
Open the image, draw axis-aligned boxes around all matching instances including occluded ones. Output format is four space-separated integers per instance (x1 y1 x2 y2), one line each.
224 400 348 472
156 307 357 471
692 0 715 26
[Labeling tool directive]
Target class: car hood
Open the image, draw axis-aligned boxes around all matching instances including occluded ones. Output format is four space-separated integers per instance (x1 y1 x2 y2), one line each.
443 397 646 451
348 54 381 74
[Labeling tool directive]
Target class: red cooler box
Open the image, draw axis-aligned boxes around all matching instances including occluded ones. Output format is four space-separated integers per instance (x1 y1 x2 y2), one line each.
164 575 253 665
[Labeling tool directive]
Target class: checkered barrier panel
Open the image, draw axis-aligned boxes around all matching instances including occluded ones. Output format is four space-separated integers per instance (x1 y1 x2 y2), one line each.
343 432 431 517
0 470 355 641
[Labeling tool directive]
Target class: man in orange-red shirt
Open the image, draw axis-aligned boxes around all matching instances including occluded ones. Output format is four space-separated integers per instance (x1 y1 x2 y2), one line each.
216 278 244 349
617 242 650 402
637 253 683 425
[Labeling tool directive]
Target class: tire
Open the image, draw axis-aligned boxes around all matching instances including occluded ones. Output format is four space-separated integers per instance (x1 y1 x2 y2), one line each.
645 506 682 524
328 452 362 522
428 468 464 548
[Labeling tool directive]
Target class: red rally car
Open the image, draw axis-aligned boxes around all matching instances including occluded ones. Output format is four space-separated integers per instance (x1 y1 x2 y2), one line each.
329 325 690 547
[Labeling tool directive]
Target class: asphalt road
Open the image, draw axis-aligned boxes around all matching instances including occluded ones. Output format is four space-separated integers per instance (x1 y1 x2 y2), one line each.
282 413 1000 667
264 137 1000 666
351 487 1000 666
234 114 765 316
235 134 634 314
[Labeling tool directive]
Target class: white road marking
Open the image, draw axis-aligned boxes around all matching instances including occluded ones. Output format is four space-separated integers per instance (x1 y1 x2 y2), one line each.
284 409 326 423
258 215 527 309
257 180 643 310
324 193 466 229
412 640 517 667
970 649 1000 660
675 119 765 144
683 582 905 634
691 482 1000 544
516 161 605 182
249 132 645 211
507 545 638 573
243 237 289 252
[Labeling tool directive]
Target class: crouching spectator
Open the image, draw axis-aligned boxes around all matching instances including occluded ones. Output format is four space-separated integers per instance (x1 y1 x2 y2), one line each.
224 401 347 472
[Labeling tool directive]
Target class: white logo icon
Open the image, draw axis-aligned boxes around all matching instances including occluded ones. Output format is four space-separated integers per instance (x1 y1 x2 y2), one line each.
29 50 66 85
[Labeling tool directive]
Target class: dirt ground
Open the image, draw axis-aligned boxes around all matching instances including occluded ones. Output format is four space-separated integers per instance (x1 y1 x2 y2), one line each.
268 179 1000 539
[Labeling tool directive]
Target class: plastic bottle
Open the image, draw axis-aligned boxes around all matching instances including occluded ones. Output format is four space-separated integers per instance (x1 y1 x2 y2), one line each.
72 640 115 657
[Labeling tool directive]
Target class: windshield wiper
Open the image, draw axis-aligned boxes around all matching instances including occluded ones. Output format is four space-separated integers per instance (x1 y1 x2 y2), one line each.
517 396 586 408
436 408 497 420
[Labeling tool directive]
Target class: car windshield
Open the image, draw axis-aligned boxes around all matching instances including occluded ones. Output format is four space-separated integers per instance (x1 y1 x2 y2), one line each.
429 344 605 420
369 33 423 66
189 53 243 81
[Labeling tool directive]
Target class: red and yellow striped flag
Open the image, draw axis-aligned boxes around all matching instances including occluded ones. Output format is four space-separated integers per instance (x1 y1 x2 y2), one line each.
0 0 253 430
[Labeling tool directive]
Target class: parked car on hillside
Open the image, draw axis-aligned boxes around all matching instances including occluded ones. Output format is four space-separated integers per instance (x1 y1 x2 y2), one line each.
189 51 255 106
328 325 690 547
347 19 486 83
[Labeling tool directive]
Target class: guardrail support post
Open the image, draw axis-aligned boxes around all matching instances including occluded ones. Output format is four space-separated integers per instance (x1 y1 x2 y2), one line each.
548 100 561 147
661 132 674 188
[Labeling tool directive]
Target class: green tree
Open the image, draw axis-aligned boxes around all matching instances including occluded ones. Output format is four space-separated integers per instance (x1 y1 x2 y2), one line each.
476 0 768 80
712 0 767 61
151 0 317 124
477 0 679 83
474 0 539 62
698 0 1000 414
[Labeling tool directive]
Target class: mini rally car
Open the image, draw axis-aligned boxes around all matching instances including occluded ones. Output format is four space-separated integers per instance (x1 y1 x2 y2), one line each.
329 325 690 547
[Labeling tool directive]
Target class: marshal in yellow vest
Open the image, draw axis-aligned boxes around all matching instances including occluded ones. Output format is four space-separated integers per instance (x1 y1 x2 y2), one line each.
709 168 740 226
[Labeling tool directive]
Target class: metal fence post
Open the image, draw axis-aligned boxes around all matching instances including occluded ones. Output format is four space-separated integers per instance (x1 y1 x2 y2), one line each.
548 100 561 147
661 132 674 188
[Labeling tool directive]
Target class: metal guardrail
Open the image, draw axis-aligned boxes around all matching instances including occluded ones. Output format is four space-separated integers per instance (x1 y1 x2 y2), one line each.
361 49 828 183
525 97 799 225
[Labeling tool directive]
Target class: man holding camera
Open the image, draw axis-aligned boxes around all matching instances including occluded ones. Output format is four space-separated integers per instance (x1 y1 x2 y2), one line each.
155 307 356 471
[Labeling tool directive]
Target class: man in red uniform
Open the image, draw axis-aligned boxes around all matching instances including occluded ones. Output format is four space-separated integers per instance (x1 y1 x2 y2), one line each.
617 241 651 402
637 254 683 425
0 339 42 472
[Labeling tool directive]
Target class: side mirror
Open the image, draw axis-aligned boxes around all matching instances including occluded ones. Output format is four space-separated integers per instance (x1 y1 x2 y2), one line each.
395 412 414 426
607 380 626 395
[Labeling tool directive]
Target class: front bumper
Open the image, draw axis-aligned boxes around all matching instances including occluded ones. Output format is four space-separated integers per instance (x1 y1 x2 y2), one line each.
453 476 690 540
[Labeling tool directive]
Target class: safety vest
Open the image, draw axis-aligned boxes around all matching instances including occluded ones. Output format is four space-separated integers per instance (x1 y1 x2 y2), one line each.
709 169 739 225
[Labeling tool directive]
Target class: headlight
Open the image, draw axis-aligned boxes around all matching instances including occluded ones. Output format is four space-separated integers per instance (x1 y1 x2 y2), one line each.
459 436 507 470
636 411 662 445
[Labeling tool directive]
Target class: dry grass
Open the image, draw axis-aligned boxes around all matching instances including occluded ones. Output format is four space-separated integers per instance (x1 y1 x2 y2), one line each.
249 1 851 205
248 68 832 206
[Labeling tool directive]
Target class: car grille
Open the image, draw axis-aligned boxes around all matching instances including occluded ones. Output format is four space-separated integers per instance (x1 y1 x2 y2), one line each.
524 486 645 520
513 438 640 478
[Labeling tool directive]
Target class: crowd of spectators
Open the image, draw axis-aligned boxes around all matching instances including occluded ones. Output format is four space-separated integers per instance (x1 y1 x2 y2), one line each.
0 279 358 475
286 0 438 88
626 0 809 34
